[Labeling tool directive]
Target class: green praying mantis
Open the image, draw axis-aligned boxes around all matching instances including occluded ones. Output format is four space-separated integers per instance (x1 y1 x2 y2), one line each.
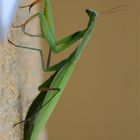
9 0 127 140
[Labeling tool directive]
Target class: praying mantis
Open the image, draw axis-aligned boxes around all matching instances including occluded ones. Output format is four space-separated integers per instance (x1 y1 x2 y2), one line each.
9 0 127 140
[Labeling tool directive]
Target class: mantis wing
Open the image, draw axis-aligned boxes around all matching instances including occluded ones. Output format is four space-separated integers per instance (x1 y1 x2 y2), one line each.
24 52 75 140
24 71 57 140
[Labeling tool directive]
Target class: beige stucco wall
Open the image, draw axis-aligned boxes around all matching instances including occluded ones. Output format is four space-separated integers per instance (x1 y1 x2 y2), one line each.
0 0 47 140
0 33 22 140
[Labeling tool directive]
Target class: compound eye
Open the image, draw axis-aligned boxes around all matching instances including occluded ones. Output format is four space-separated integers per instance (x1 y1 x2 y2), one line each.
85 9 97 17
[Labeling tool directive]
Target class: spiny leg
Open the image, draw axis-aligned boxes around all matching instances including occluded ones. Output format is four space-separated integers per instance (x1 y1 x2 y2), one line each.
13 87 59 127
8 39 48 72
22 13 42 37
12 0 43 37
12 13 42 38
19 0 42 12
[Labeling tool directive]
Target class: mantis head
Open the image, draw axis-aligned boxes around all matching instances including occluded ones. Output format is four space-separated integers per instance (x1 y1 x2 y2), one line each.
86 4 128 20
86 9 98 19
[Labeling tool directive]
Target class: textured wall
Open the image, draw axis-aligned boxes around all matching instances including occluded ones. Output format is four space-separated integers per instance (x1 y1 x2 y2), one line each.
0 1 47 140
0 33 22 140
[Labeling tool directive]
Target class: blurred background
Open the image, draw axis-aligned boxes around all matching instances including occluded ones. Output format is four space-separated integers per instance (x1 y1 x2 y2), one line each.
43 0 140 140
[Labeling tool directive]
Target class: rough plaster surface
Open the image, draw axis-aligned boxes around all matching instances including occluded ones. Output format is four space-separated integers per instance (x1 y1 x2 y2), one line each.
0 37 22 140
0 1 47 140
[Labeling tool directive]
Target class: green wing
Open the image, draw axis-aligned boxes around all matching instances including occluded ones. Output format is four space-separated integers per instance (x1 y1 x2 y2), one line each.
24 71 57 140
24 51 75 140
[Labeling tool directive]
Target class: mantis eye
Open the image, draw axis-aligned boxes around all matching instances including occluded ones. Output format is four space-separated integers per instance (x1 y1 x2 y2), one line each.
85 9 98 18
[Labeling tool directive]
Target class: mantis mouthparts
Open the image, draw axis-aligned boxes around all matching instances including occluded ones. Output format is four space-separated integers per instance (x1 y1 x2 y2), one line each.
85 9 98 18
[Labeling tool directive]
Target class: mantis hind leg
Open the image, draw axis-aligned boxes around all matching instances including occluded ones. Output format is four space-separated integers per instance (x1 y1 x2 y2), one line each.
13 87 60 127
8 39 50 71
47 48 52 68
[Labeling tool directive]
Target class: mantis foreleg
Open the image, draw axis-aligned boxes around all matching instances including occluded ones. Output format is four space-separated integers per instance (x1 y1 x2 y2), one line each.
19 0 42 12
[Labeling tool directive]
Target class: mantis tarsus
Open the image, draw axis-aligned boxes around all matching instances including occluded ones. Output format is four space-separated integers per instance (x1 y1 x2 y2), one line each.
9 0 127 140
